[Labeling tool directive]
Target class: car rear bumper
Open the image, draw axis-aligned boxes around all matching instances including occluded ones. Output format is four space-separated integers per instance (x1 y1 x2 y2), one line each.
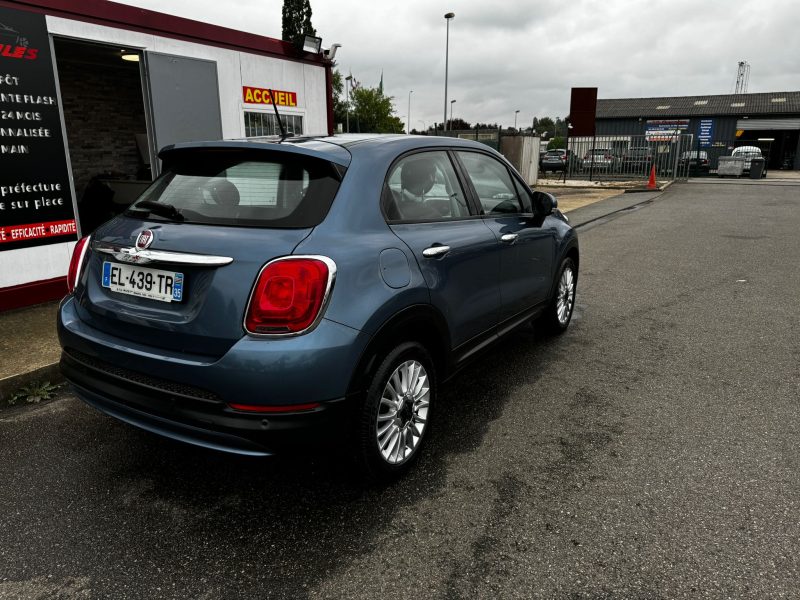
60 347 353 456
58 296 367 455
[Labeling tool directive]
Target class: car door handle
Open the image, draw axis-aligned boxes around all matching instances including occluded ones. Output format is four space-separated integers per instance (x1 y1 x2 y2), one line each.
422 245 451 258
500 233 518 244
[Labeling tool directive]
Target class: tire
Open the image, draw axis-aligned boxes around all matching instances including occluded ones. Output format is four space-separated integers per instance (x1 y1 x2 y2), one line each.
537 257 577 335
356 341 435 481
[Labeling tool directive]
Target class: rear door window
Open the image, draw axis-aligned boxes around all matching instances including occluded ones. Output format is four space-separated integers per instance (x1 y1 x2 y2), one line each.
383 151 472 222
127 151 341 228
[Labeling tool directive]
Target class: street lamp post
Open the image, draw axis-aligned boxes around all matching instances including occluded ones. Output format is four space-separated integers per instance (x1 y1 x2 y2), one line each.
514 109 520 131
345 74 353 133
450 99 456 130
407 90 413 135
443 12 455 132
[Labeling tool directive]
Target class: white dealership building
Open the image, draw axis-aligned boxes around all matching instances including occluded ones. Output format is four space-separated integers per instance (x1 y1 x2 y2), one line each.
0 0 334 310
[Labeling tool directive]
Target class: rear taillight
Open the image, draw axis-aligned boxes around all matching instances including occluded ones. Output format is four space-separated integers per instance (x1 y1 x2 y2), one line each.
604 154 612 160
244 256 335 335
67 235 91 293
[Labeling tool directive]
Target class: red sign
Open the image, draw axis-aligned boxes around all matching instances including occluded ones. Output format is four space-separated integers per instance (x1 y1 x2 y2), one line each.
0 45 38 60
0 219 77 244
242 86 297 107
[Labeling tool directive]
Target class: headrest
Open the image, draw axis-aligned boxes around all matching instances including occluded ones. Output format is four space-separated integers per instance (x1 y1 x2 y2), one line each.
208 179 240 207
400 159 436 197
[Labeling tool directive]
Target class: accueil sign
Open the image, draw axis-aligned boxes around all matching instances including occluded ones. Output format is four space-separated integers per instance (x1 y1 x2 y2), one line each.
242 86 298 107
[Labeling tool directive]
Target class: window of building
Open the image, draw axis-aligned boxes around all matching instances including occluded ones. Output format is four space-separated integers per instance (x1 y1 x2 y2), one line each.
244 111 303 137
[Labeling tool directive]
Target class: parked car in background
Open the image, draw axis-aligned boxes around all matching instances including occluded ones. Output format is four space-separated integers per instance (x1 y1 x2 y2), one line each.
58 134 579 480
540 149 567 172
678 150 710 175
621 146 653 173
732 145 766 177
582 148 618 171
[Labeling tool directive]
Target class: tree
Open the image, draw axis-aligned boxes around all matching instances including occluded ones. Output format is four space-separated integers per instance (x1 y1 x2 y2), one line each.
282 0 315 44
447 117 472 131
554 117 566 138
348 86 404 134
534 117 555 138
332 71 348 128
547 136 565 150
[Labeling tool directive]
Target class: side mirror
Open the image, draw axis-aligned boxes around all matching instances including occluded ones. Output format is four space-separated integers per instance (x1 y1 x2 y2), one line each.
532 191 557 216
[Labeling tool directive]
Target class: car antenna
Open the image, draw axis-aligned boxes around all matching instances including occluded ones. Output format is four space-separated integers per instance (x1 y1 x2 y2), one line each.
268 89 289 142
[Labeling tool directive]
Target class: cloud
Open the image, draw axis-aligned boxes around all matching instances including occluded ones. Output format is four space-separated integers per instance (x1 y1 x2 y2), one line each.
117 0 800 128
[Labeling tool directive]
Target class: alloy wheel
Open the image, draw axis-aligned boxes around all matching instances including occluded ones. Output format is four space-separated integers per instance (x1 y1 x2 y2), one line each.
556 267 575 325
376 360 430 465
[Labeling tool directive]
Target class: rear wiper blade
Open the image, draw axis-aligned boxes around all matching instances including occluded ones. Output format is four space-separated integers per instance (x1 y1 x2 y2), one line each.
129 200 185 222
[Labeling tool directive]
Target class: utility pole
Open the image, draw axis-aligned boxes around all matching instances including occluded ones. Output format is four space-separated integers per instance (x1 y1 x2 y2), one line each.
734 60 750 94
443 12 455 131
345 74 352 133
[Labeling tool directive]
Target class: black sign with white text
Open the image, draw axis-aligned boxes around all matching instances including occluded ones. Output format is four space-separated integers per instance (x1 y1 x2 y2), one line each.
0 7 78 251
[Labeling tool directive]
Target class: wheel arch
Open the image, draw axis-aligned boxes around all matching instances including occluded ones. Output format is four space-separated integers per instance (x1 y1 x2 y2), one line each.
347 304 451 397
548 237 580 300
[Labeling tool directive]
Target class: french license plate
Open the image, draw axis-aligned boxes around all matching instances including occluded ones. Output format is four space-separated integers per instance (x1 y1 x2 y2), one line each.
102 262 183 302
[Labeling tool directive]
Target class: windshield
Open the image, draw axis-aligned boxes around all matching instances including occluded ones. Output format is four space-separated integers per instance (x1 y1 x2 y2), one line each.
126 150 342 228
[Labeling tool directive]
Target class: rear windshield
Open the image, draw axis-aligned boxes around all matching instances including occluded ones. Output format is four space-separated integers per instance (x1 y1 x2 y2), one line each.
126 150 343 228
545 150 564 156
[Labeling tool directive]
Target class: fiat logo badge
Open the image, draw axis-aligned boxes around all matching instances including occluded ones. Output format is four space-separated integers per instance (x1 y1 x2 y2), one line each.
136 230 154 250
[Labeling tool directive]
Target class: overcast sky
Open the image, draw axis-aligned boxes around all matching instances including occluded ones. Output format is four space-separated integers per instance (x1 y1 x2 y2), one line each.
117 0 799 130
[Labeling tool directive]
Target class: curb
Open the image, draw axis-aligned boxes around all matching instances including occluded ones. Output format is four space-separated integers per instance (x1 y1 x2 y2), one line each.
571 188 670 230
624 180 676 194
0 362 63 403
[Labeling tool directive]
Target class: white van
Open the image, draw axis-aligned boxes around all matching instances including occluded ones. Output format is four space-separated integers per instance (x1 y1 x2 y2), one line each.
731 146 766 177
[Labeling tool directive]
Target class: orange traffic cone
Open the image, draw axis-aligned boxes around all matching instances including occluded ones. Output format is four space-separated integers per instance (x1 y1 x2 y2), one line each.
647 165 657 190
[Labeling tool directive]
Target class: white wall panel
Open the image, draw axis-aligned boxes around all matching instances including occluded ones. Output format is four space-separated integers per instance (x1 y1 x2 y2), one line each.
0 241 74 287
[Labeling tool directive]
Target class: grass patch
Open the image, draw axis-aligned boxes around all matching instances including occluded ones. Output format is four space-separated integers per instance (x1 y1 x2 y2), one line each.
8 381 61 406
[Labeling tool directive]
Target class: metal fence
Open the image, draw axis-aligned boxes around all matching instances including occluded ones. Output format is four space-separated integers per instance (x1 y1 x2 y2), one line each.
429 129 774 182
433 128 502 150
559 134 695 182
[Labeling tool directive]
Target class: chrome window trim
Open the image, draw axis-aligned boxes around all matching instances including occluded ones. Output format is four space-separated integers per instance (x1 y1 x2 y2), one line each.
243 255 337 338
93 242 233 266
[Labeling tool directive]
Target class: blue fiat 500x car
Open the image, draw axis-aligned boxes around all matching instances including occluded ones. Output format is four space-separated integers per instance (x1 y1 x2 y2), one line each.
59 134 579 479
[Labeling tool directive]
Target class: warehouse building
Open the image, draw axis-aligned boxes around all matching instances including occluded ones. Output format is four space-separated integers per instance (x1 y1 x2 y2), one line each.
595 91 800 171
0 0 335 311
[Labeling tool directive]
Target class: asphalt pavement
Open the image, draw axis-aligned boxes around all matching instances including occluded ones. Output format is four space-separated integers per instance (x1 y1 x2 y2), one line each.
1 180 798 599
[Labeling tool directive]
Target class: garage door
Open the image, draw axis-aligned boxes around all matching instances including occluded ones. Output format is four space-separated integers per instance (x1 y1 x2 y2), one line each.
144 52 223 175
736 118 800 130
